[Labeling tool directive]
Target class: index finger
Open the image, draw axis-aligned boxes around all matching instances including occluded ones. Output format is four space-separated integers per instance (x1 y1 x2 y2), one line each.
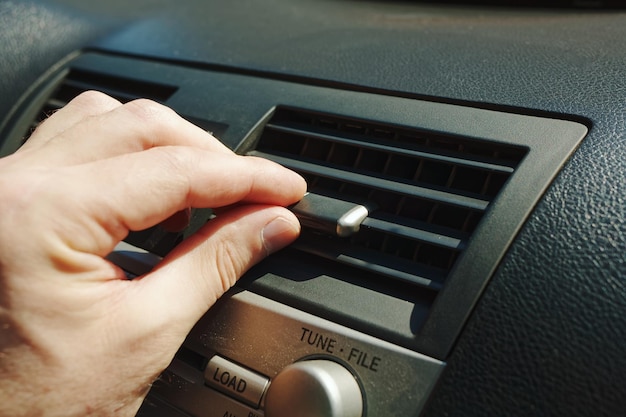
63 147 306 255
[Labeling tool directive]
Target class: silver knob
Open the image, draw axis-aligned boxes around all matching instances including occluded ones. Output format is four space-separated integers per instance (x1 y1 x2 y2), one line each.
264 360 363 417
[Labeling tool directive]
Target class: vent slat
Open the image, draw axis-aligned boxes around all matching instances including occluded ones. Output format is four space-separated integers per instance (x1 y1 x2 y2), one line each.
293 238 445 291
62 69 177 103
265 123 516 174
23 69 178 144
60 79 141 103
45 98 67 111
250 150 490 211
361 217 466 251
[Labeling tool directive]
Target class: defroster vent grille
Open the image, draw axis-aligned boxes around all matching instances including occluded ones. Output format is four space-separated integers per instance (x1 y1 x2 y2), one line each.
249 107 526 294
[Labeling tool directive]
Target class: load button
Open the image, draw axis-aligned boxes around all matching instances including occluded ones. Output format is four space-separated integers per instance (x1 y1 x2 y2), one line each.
204 355 269 408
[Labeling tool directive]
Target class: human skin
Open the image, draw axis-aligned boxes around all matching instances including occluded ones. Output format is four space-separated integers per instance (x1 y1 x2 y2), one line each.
0 91 306 417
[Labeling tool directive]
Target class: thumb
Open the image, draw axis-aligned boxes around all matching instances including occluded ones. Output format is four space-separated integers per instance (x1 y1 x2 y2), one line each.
125 205 300 335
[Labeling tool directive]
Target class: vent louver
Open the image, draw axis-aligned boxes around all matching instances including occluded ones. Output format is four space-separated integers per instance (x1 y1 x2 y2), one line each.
28 69 177 139
249 107 526 295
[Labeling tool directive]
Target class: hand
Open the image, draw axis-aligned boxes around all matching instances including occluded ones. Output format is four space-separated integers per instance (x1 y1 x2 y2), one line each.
0 91 306 417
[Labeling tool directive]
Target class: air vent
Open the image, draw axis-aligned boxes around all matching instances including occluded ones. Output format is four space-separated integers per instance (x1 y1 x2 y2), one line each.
248 107 527 296
28 68 177 139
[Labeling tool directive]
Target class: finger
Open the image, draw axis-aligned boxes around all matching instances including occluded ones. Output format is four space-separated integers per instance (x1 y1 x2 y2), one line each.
65 148 306 254
125 205 300 333
28 98 233 166
21 91 122 151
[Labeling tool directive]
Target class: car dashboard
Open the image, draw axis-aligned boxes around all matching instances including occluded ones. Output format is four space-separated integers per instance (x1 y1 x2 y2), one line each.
0 1 624 416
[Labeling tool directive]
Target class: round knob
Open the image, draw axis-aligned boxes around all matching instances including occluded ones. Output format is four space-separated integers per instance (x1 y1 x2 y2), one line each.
264 360 363 417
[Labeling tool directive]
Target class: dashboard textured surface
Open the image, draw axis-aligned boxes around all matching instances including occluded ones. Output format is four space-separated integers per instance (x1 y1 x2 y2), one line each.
0 1 112 123
1 1 625 416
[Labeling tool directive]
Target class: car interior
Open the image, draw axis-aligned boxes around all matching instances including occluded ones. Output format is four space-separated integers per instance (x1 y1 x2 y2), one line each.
0 1 624 416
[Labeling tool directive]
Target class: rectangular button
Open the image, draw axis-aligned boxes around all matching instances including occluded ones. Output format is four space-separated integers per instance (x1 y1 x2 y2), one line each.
205 355 269 408
151 367 264 417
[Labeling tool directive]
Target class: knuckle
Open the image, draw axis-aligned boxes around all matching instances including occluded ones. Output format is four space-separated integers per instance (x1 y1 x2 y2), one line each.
213 240 243 295
121 99 179 148
147 146 194 201
71 90 120 109
123 98 174 123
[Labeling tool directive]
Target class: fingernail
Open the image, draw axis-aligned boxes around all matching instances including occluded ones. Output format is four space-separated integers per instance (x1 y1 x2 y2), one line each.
262 216 300 256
